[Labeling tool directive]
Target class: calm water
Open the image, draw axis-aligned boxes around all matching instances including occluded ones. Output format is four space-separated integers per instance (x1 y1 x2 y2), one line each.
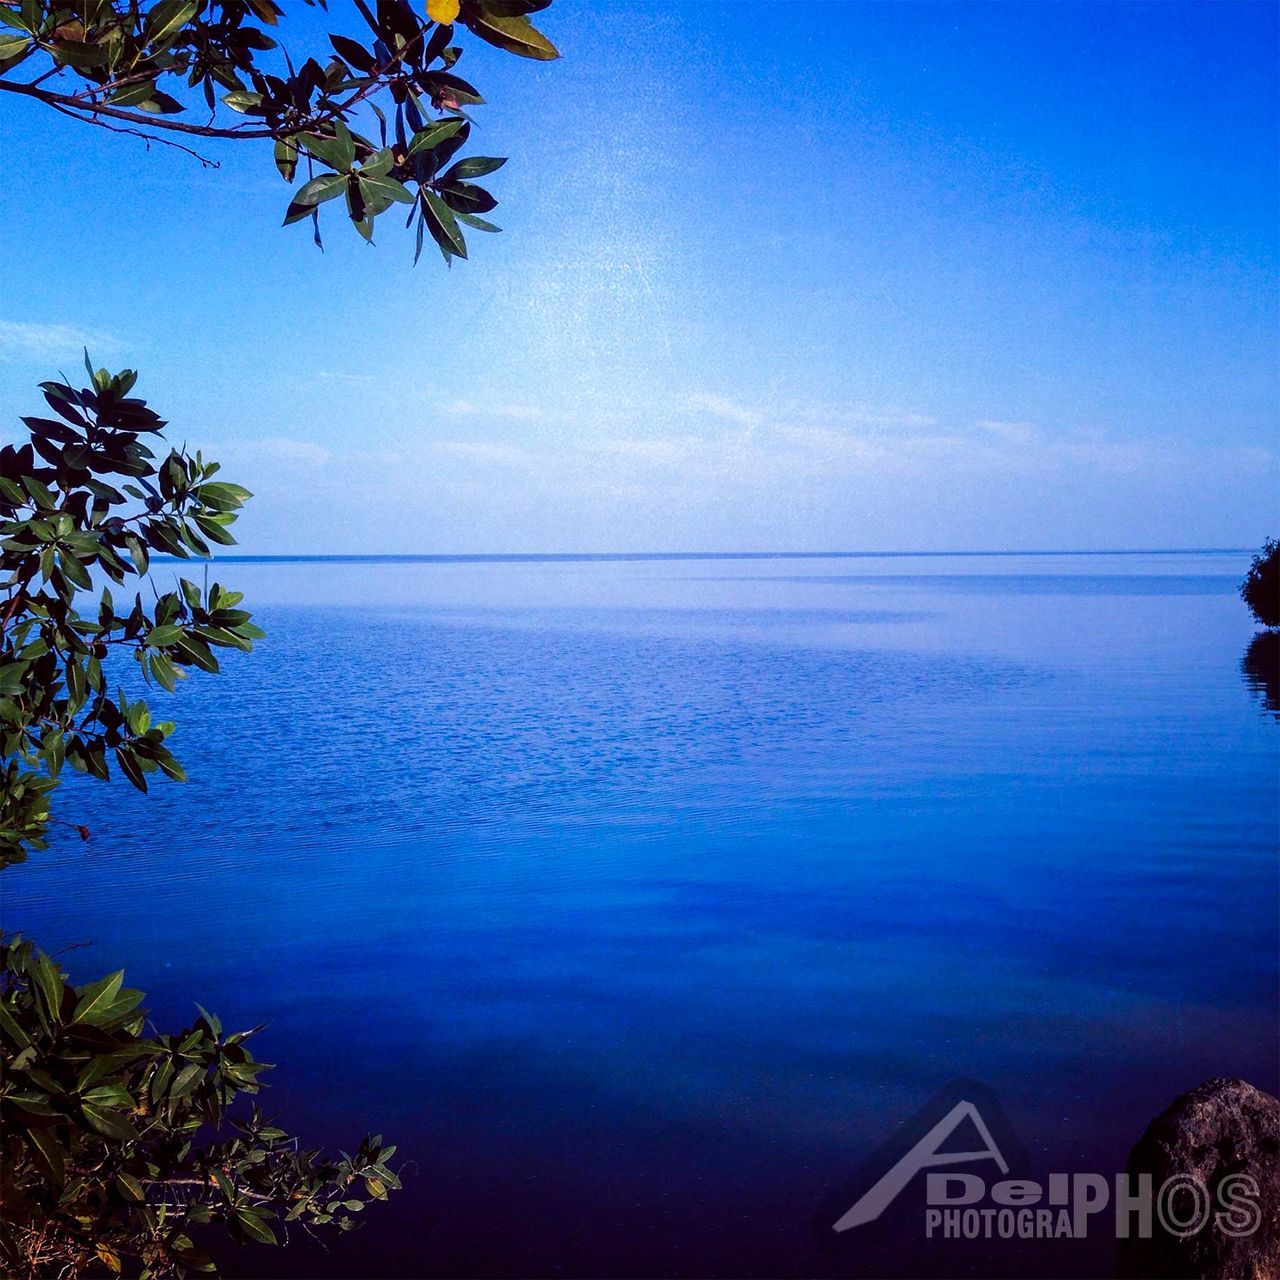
7 552 1278 1278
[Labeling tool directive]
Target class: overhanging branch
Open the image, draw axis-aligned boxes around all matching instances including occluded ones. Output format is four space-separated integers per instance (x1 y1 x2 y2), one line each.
0 77 276 138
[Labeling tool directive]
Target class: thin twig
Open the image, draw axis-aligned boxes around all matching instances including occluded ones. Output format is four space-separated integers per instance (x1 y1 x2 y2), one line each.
45 98 221 166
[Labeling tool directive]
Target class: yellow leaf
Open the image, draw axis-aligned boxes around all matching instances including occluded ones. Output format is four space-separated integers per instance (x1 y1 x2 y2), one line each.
95 1245 122 1274
426 0 460 23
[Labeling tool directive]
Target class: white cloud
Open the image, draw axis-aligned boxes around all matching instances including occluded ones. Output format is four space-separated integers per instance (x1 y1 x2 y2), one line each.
436 398 546 423
0 319 122 363
686 393 763 428
975 419 1041 445
814 405 940 432
313 370 378 386
601 436 698 465
687 393 939 436
196 389 1277 554
431 440 534 467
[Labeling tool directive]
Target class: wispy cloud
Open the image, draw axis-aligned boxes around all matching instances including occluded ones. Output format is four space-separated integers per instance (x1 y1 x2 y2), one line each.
431 440 534 467
686 393 763 429
313 370 378 386
0 319 123 363
601 436 700 465
437 398 547 423
188 389 1276 554
975 419 1040 445
809 405 939 432
687 392 939 436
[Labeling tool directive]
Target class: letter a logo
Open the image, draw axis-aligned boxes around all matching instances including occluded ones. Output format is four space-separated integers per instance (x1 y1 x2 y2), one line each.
831 1095 1010 1232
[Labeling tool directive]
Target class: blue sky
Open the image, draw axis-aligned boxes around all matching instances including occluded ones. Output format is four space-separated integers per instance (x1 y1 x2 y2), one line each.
2 0 1276 553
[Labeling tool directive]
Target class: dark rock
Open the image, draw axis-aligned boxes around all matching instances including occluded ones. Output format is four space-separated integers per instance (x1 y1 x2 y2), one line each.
1118 1077 1280 1279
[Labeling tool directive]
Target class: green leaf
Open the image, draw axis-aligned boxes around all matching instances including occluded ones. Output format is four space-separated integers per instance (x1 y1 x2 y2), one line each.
273 137 298 183
0 1001 33 1050
116 747 148 793
360 147 394 179
26 1127 65 1187
455 211 501 233
57 551 93 590
330 32 375 71
30 953 65 1024
439 182 497 215
81 1103 137 1142
146 624 183 646
173 632 219 672
298 131 355 171
290 176 346 209
197 481 252 508
23 474 55 509
111 79 160 107
148 650 178 692
50 39 109 69
234 1209 277 1246
332 119 358 169
192 513 238 546
461 9 559 60
0 32 31 62
139 91 186 115
440 155 506 182
222 90 264 114
170 1062 204 1098
154 750 187 782
115 1171 146 1202
146 0 198 49
361 175 415 206
82 1083 135 1108
124 533 149 575
407 117 464 159
70 971 124 1025
284 173 346 223
421 190 467 260
483 0 553 12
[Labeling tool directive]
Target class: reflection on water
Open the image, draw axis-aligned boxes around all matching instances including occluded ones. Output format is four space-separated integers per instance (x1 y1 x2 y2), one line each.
4 552 1277 1280
1243 630 1280 717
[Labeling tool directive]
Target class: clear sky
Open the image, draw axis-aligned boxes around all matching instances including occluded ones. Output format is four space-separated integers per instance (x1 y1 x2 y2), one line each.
2 0 1276 553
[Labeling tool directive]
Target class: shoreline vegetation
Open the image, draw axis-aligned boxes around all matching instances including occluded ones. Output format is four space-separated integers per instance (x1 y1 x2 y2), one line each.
1 0 561 1272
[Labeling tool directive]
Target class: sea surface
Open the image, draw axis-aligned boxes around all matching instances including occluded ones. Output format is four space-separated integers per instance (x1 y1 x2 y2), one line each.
7 551 1278 1278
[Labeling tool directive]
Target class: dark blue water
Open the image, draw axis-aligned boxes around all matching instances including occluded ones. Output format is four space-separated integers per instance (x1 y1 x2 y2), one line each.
7 552 1278 1278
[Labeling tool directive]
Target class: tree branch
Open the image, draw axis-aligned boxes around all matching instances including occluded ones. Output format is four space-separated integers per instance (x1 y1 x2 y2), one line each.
0 21 429 149
0 77 276 138
45 96 221 166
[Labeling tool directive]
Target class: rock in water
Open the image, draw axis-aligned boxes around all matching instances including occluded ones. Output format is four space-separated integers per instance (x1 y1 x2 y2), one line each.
1118 1077 1280 1278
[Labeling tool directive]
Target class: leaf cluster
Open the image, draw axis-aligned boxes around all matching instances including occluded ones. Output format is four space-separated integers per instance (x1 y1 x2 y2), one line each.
0 936 400 1278
0 0 558 261
1 359 261 863
1241 538 1280 630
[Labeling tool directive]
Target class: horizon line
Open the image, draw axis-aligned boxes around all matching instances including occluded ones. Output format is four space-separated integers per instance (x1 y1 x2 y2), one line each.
157 547 1254 564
